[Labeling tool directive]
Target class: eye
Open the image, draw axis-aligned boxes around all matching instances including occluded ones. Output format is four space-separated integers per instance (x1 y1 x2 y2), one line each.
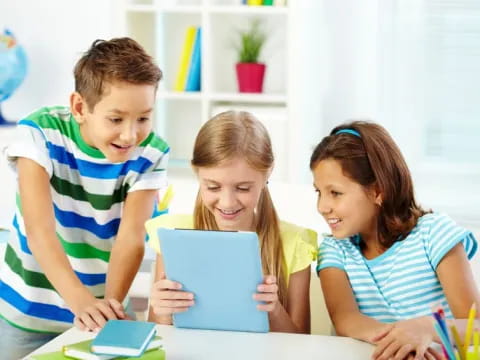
237 187 250 192
109 118 122 124
331 190 342 197
207 186 220 192
138 117 150 123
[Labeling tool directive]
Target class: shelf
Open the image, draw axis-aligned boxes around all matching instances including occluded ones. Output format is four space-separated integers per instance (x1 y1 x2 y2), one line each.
209 92 287 105
126 5 202 14
126 4 287 15
157 91 203 101
207 5 288 15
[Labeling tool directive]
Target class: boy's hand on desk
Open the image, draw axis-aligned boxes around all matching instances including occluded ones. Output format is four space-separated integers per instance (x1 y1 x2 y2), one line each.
371 318 443 360
254 275 279 314
150 272 195 316
73 297 126 332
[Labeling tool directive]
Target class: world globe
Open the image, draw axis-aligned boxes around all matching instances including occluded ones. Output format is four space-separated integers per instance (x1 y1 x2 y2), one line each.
0 29 28 125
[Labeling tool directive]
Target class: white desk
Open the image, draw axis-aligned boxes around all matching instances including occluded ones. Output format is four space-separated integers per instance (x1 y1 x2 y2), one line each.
27 325 374 359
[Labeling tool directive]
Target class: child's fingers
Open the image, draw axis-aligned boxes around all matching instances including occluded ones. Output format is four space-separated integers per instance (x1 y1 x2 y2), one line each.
153 306 190 315
158 299 195 308
153 290 194 301
257 303 276 312
393 343 414 360
374 340 400 360
257 283 278 294
371 324 394 343
96 301 119 321
253 293 278 303
425 347 444 360
73 316 86 331
78 311 102 332
372 334 396 359
413 344 428 360
263 275 277 285
106 298 126 318
154 279 183 291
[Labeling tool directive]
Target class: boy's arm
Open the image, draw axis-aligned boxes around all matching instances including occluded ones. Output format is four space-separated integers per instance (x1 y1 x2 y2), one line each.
104 189 157 302
17 158 104 314
319 267 388 341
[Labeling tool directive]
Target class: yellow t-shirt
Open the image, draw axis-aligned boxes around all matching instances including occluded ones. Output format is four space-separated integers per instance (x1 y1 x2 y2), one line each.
145 214 318 280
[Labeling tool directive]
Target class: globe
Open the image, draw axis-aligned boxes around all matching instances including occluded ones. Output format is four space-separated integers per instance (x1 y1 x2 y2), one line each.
0 29 28 125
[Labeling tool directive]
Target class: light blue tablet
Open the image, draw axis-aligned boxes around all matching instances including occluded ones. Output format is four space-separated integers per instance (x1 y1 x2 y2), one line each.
157 227 269 333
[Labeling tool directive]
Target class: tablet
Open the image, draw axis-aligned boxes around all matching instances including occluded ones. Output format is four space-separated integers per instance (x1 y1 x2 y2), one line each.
157 227 269 333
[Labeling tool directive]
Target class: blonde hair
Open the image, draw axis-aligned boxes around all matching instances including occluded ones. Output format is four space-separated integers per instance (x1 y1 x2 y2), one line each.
191 111 288 306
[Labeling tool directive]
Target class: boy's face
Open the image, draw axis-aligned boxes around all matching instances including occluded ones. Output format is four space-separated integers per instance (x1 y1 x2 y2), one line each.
71 81 156 163
196 157 268 232
312 158 381 242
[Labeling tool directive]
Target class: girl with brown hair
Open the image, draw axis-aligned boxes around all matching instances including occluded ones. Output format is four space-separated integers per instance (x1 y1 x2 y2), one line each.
312 121 480 359
149 111 317 333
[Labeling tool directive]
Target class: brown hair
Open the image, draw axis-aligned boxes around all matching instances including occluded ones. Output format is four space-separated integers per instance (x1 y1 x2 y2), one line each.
74 38 162 111
191 111 288 306
310 121 429 248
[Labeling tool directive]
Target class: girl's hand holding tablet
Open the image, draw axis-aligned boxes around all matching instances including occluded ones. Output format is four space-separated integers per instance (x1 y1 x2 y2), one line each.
150 272 195 316
254 275 280 313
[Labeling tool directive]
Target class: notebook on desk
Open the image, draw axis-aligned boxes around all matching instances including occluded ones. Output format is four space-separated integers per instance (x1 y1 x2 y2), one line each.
90 320 156 357
157 227 269 333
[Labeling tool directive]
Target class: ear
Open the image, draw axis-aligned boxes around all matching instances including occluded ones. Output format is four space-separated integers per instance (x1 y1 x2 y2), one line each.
70 92 87 124
265 166 273 185
371 184 383 207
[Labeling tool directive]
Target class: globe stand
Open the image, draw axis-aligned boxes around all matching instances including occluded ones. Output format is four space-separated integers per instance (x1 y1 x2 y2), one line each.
0 104 16 126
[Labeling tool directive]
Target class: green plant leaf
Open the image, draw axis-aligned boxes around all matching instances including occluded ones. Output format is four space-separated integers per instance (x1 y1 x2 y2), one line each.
234 19 266 63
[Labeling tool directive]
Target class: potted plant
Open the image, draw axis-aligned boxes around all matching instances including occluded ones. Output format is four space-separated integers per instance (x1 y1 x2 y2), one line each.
234 19 266 93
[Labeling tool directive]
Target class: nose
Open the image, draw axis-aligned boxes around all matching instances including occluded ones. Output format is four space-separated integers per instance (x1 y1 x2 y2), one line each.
317 196 332 216
218 189 236 209
119 122 136 144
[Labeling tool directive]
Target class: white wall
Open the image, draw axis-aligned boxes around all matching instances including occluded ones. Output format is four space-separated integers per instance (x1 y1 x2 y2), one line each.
0 0 115 121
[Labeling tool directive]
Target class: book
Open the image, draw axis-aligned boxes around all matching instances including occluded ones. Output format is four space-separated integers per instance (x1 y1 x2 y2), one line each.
174 26 197 91
31 347 165 360
156 227 269 332
185 27 202 92
90 320 156 357
63 336 162 360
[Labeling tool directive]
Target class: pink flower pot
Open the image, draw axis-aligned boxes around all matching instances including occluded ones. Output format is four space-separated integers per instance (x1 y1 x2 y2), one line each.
236 63 266 93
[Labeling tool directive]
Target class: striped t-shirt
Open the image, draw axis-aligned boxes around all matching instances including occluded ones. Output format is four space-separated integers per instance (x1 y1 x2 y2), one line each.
0 106 170 333
317 213 477 323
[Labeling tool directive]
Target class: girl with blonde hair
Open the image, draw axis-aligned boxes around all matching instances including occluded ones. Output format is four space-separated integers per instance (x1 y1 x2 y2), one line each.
149 111 317 333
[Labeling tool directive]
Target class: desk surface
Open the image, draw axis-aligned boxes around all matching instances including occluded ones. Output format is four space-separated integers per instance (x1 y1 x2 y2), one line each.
27 325 374 360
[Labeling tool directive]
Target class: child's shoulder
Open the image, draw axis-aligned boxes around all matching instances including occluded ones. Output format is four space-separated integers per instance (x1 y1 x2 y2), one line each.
141 132 170 155
24 106 71 124
279 220 317 244
413 212 456 233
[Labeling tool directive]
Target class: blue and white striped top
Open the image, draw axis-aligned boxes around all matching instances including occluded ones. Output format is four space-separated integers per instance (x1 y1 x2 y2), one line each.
317 213 477 323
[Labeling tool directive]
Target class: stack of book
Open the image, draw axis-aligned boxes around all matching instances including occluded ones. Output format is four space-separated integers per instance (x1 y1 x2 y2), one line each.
174 26 201 92
32 320 164 360
243 0 287 5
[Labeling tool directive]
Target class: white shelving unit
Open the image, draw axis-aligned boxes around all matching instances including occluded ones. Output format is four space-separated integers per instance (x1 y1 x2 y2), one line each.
115 0 323 182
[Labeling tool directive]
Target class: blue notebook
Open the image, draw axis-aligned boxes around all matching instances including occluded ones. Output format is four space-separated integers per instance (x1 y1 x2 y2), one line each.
91 320 156 357
157 228 269 333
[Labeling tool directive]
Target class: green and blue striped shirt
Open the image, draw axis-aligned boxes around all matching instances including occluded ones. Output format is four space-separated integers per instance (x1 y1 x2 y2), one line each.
0 106 169 333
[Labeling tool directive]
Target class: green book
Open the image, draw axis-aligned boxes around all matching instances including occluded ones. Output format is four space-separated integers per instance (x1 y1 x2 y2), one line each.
31 336 163 360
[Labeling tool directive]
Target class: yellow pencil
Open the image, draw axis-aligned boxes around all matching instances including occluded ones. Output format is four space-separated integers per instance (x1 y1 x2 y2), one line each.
451 324 466 360
464 304 476 359
474 329 479 359
157 184 174 212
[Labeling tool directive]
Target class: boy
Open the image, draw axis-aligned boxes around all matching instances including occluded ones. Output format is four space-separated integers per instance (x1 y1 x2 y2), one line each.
0 38 169 358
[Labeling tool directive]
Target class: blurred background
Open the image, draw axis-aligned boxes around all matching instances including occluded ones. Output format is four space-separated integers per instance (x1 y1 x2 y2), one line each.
0 0 479 237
